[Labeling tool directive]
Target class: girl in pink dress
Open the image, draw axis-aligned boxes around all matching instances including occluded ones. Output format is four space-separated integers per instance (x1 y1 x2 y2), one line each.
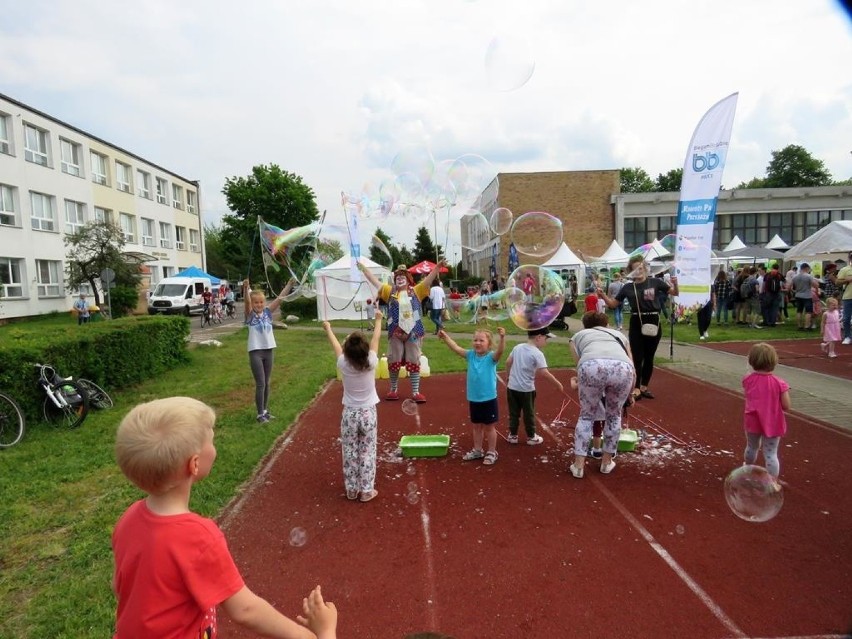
821 297 841 358
742 343 791 482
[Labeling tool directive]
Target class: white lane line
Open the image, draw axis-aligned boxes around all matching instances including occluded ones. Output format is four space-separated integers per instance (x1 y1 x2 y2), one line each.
419 499 439 629
594 479 747 638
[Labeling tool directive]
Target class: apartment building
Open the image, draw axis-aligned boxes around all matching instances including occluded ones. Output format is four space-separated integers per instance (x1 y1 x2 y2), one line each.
0 92 204 320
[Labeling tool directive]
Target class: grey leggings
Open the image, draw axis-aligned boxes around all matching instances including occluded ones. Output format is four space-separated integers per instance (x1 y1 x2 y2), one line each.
744 433 781 477
249 348 274 415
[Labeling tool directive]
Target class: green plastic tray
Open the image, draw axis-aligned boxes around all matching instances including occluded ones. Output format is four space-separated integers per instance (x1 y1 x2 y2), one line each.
399 434 450 458
617 428 638 452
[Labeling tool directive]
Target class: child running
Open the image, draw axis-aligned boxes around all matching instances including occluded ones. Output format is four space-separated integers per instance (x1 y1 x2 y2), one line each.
820 296 841 358
437 327 506 465
505 327 565 445
113 397 337 639
322 311 384 502
742 343 791 485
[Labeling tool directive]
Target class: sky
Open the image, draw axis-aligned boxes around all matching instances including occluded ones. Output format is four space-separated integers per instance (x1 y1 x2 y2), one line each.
2 0 851 258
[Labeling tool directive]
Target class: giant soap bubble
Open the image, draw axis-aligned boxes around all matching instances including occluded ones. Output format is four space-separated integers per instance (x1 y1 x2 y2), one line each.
511 211 563 258
506 265 565 330
485 33 536 92
724 465 784 523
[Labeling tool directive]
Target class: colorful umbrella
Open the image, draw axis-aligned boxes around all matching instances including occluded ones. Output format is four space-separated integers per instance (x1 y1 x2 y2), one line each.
408 260 449 275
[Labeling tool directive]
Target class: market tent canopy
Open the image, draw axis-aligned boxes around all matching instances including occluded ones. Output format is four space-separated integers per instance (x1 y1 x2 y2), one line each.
722 235 747 253
539 242 586 295
596 239 631 264
765 234 790 250
785 221 852 262
717 246 786 261
175 265 220 285
315 255 391 321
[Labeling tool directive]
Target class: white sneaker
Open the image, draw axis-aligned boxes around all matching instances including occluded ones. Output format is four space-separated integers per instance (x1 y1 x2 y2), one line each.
843 338 852 345
527 434 544 445
699 335 706 341
569 463 584 479
507 434 519 444
600 459 616 474
703 331 709 339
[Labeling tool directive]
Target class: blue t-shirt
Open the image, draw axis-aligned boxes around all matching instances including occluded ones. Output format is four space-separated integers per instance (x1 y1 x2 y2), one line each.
466 350 498 402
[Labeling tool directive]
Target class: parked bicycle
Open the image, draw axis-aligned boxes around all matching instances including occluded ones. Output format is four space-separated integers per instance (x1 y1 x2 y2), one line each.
211 300 223 325
0 391 25 448
201 303 212 328
76 378 114 409
225 300 236 319
34 363 89 429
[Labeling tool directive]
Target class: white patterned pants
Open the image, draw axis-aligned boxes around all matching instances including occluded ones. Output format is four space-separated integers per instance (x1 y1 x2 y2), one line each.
574 359 635 456
341 406 378 493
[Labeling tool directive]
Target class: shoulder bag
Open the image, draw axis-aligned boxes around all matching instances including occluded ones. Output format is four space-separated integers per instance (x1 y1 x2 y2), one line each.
634 284 659 337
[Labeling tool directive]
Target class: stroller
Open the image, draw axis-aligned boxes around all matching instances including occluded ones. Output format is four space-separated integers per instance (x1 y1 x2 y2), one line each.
550 298 578 330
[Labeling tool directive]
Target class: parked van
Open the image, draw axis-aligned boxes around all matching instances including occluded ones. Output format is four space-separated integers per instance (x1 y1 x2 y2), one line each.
147 276 212 316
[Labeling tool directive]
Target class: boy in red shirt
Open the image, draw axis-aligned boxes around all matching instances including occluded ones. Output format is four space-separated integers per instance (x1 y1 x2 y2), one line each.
112 397 337 639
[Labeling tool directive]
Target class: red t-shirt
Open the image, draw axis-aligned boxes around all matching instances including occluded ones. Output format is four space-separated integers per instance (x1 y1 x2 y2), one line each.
112 500 245 639
202 291 213 304
584 293 599 313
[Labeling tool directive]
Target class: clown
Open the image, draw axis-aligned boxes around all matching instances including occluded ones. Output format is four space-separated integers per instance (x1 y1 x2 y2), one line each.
359 259 445 402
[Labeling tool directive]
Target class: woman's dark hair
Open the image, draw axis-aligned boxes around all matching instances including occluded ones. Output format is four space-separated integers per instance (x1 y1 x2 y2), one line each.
343 332 371 371
715 270 728 282
581 311 609 328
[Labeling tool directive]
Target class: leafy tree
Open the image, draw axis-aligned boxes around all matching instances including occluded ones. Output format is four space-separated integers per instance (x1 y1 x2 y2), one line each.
317 239 344 263
619 167 655 193
734 176 768 189
64 221 140 307
655 168 683 192
220 164 320 289
368 227 415 270
763 144 832 188
203 224 242 283
412 225 444 264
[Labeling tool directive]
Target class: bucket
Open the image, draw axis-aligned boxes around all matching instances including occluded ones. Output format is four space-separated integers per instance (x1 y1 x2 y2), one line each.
377 356 389 379
419 354 430 377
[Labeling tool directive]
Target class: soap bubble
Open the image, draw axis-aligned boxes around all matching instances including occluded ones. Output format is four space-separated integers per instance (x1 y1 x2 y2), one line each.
485 33 536 92
289 527 307 547
510 211 563 258
402 399 419 416
506 265 565 330
724 465 784 523
490 207 513 236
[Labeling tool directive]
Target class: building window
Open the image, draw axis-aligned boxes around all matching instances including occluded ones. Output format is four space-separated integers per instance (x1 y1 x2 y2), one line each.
94 206 113 225
137 170 151 199
175 226 186 250
30 192 55 231
91 151 109 185
119 212 135 243
0 184 17 226
0 113 11 154
24 123 50 166
189 229 200 252
59 138 83 177
64 200 86 234
0 257 24 297
162 266 175 278
116 161 132 193
159 222 173 248
156 178 168 204
36 259 62 297
141 218 156 247
171 184 184 210
186 190 196 214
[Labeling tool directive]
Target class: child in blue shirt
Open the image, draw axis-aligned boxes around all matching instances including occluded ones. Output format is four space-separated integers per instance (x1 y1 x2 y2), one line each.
437 327 506 465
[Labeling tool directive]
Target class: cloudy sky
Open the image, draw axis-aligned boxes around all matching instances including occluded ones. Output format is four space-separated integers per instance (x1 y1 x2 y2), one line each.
2 0 850 255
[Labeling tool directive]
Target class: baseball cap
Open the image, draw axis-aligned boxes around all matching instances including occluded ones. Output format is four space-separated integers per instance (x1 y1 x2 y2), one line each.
528 327 555 339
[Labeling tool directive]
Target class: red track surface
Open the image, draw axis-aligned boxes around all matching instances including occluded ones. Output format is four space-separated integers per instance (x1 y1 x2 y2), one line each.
219 369 852 639
703 338 852 380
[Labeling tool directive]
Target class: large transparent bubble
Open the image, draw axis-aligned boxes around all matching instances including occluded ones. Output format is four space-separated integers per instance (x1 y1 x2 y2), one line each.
506 265 565 330
724 465 784 523
489 207 513 236
511 211 563 258
485 33 536 92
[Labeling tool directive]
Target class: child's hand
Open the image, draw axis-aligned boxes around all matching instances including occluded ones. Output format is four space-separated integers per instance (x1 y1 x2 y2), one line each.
437 329 447 340
570 377 578 390
497 327 506 337
297 586 337 638
374 309 383 320
321 321 330 330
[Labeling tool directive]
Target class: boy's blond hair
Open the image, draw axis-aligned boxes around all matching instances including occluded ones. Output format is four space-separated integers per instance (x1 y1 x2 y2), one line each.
116 397 215 495
747 342 778 372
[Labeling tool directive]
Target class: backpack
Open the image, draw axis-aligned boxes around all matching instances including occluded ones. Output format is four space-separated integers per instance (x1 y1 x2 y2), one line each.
766 273 782 294
740 278 754 299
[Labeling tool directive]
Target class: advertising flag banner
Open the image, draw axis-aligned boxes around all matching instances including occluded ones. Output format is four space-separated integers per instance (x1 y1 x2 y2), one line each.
673 93 738 309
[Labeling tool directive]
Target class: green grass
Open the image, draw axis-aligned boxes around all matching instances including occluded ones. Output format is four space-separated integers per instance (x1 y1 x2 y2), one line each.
0 309 810 638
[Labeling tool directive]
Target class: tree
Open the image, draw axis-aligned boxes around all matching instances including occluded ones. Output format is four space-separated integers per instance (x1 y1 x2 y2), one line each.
619 167 655 193
65 221 140 308
763 144 832 188
734 176 768 189
317 239 344 263
220 164 321 289
654 168 683 192
368 227 414 270
412 226 443 264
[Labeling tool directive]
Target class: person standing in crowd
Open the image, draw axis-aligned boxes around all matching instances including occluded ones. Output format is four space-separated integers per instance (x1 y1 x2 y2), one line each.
820 297 841 358
583 286 599 314
712 270 732 325
791 263 820 331
598 255 678 401
429 279 446 335
837 252 852 345
697 286 715 341
763 263 785 327
607 271 625 330
73 293 90 325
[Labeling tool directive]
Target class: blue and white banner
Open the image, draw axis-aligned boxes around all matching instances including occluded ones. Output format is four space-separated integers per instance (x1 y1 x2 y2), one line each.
673 93 738 308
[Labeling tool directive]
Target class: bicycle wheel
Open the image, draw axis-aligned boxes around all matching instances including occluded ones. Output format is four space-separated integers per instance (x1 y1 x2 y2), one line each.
42 380 89 429
201 311 210 328
0 392 25 448
77 379 114 410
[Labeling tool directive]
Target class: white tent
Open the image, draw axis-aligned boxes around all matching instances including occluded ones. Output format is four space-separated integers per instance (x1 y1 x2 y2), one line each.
785 221 852 262
540 243 586 296
722 235 747 252
315 255 391 321
765 234 790 250
594 239 631 265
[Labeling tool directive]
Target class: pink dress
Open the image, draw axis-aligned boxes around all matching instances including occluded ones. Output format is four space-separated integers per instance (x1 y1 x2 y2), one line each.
823 309 841 342
742 372 789 438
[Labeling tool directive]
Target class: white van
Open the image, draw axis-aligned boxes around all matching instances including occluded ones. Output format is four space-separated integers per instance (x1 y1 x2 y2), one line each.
147 276 212 316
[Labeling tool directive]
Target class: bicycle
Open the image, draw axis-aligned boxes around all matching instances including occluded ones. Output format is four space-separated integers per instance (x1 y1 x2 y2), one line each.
201 303 211 328
76 378 114 409
0 391 25 448
211 301 223 325
225 301 236 319
34 363 90 429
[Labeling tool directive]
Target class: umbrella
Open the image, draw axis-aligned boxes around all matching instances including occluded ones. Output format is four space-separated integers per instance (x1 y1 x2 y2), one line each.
408 260 449 275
